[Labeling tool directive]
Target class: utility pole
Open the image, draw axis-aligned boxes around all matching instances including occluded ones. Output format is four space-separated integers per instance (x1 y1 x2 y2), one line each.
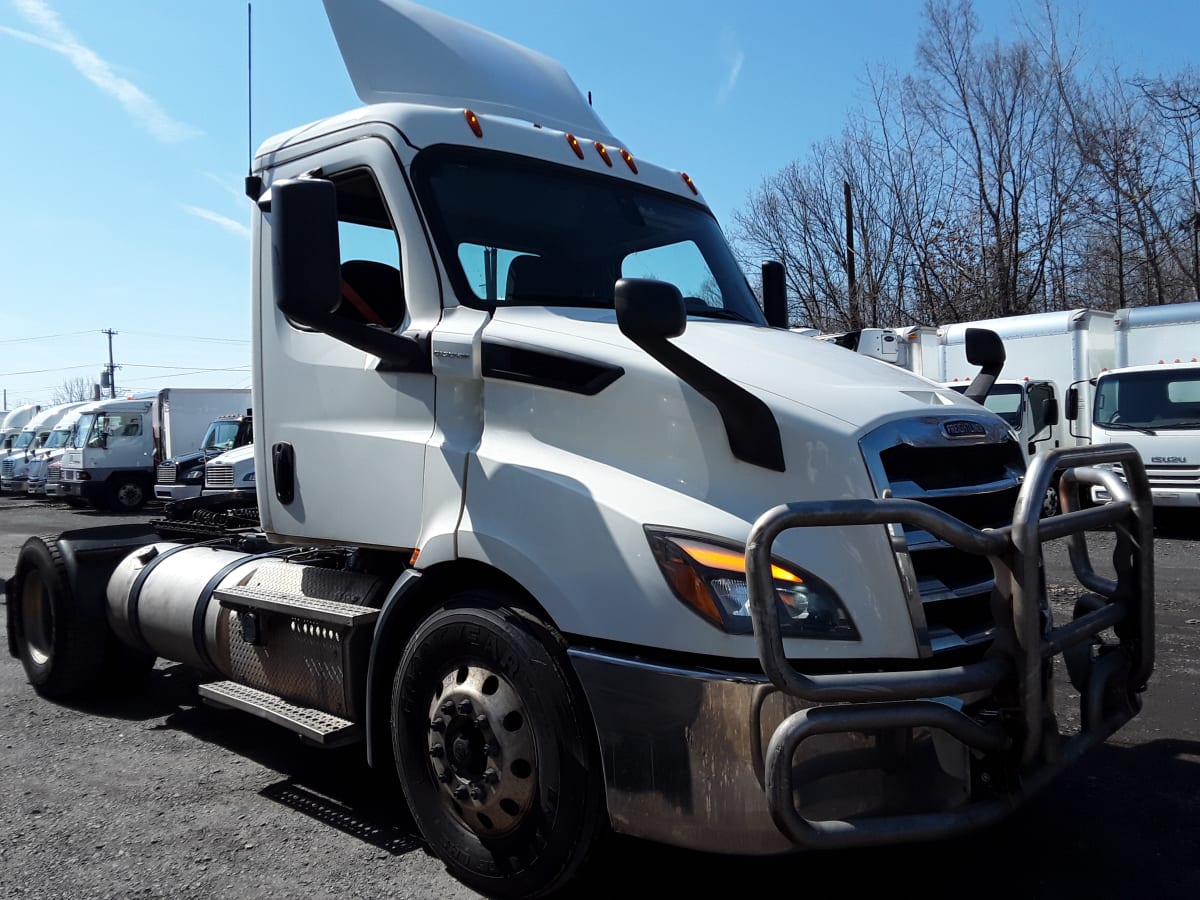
103 329 118 398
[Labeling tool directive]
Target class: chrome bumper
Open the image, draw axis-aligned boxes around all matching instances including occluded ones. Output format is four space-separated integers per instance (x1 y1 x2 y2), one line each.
573 445 1153 854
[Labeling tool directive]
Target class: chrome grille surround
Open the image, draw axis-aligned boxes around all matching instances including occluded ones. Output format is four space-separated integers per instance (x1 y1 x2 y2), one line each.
859 415 1024 658
1 459 14 479
206 464 235 489
157 462 178 484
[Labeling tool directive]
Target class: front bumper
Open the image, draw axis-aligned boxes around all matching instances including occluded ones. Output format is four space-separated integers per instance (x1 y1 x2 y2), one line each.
574 445 1153 853
57 479 105 501
155 483 203 502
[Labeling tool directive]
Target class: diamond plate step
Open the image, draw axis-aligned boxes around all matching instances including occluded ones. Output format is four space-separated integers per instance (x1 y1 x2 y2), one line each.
214 585 380 628
198 680 361 747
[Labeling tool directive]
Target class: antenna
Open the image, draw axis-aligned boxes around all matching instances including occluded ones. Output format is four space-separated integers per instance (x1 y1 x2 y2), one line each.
244 3 262 199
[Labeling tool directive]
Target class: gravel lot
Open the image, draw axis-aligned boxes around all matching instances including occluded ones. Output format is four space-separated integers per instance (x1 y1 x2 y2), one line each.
2 494 1198 898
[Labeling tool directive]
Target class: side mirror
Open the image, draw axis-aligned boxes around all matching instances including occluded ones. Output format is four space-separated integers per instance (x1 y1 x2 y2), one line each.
270 178 342 324
615 278 686 341
1065 387 1079 421
761 260 788 328
1042 397 1059 427
963 327 1005 403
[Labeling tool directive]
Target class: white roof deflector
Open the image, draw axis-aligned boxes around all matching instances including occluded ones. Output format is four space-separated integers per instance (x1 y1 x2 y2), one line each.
322 0 618 145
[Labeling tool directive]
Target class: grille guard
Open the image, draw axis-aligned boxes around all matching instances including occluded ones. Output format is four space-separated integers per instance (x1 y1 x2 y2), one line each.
745 444 1154 849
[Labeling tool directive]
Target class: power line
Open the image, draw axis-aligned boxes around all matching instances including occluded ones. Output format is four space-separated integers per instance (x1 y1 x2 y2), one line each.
0 329 100 344
0 363 99 377
121 330 250 344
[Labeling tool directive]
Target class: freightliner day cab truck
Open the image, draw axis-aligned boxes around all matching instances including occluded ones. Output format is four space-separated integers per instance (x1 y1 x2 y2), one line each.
154 410 253 503
4 2 1156 897
0 401 90 493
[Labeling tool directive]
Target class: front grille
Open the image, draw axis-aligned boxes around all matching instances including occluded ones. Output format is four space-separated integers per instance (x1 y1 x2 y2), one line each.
206 464 235 489
158 462 177 484
48 465 62 483
864 419 1024 657
1 459 13 479
1114 461 1200 490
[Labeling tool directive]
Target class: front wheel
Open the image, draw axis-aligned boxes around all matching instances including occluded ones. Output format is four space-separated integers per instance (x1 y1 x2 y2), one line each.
391 593 606 900
107 476 148 512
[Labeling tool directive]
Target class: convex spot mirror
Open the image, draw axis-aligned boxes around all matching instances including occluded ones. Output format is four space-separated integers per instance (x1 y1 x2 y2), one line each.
615 278 687 341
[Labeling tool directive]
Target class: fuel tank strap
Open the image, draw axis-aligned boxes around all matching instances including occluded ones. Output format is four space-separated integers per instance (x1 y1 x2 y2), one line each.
192 548 295 673
125 544 202 653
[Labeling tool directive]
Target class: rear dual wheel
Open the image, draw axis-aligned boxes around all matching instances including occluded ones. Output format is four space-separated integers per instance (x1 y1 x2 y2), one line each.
391 592 606 899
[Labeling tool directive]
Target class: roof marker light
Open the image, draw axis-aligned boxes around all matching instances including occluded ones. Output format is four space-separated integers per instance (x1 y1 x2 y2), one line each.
680 172 699 195
464 109 483 138
594 141 613 167
565 133 585 159
619 148 638 174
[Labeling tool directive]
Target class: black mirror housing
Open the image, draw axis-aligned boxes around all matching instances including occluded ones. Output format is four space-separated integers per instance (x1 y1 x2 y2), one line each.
615 278 686 341
761 260 788 328
270 178 342 325
1065 387 1079 421
1043 397 1059 427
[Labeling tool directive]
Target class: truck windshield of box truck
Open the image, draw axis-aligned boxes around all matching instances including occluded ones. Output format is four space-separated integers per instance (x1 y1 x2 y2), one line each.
1095 369 1200 430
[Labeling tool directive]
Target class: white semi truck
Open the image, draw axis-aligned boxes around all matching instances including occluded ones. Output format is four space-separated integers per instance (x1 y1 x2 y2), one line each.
0 401 90 493
57 387 251 512
0 403 41 452
1081 302 1200 507
24 404 94 497
4 3 1156 898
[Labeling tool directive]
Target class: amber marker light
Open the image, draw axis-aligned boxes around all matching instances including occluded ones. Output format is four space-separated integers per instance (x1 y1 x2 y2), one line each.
594 141 613 167
680 172 698 194
619 148 638 174
565 133 585 159
463 109 483 138
674 538 802 583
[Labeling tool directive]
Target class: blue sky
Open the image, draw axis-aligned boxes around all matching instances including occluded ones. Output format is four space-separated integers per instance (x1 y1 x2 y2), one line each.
1 0 1196 409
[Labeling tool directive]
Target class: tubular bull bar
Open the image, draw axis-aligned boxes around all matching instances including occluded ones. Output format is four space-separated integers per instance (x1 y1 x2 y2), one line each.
745 444 1154 849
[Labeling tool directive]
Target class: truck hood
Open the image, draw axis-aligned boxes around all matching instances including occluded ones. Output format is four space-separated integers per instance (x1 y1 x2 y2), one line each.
1091 426 1200 464
487 307 983 432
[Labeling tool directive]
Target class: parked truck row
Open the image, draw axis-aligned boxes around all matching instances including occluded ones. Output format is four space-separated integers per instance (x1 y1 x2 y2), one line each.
820 301 1200 511
3 2 1157 898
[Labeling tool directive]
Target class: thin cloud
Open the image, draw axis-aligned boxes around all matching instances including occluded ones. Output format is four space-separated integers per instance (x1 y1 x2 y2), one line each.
4 0 201 143
203 172 249 207
716 29 745 105
182 205 251 240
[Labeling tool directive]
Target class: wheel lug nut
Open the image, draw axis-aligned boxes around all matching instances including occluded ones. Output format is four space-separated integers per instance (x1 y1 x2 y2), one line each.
469 784 485 800
429 744 445 758
457 700 473 715
429 717 446 733
436 769 452 783
474 714 488 727
440 700 455 715
484 742 499 757
483 768 499 784
453 785 469 800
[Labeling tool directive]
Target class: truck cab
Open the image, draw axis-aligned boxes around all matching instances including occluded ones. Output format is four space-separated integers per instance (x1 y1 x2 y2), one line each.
25 405 91 497
1 402 89 493
155 412 253 503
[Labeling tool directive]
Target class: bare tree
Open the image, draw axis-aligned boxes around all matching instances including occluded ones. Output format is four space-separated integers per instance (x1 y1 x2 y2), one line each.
51 376 98 405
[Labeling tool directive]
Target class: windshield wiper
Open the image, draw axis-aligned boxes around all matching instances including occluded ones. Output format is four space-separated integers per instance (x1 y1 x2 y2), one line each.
686 307 753 322
1100 421 1157 435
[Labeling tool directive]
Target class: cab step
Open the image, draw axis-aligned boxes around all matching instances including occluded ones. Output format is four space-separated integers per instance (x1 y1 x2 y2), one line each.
198 680 361 747
214 584 380 628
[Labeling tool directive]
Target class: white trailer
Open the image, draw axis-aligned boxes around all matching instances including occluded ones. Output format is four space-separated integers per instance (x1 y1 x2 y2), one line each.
4 3 1156 897
1084 302 1200 507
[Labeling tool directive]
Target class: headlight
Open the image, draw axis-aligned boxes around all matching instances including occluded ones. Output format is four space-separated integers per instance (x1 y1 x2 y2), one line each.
645 528 859 640
242 471 256 483
182 468 205 482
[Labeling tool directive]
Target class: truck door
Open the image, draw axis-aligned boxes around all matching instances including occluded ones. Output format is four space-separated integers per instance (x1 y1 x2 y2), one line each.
256 137 440 548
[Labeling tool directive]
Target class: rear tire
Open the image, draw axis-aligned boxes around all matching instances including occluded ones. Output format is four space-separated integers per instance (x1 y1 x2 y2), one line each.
391 592 606 900
12 536 106 699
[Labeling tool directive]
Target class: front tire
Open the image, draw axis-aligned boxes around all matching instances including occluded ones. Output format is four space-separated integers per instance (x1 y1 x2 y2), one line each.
107 476 148 512
391 592 606 899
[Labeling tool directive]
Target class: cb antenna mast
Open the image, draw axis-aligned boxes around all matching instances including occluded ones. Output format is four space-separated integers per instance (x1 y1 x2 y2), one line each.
244 3 262 199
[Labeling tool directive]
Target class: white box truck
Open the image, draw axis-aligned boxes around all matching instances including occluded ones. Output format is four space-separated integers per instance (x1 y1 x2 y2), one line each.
4 3 1156 898
1 401 90 492
1083 302 1200 507
58 388 251 511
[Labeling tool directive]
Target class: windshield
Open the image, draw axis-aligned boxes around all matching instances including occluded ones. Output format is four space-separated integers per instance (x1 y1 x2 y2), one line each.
1095 370 1200 429
44 428 73 450
69 414 94 449
949 383 1025 428
12 431 34 450
413 148 766 324
202 420 244 452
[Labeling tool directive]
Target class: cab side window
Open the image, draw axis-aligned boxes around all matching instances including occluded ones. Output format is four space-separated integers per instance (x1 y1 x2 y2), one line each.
332 168 406 330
